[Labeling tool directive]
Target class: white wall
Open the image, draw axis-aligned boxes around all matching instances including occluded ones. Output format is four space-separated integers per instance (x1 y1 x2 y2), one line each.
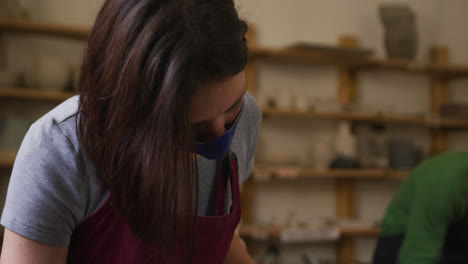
238 0 441 59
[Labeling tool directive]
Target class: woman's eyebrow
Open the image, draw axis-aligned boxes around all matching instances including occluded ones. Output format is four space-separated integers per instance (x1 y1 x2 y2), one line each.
191 87 247 126
224 88 246 113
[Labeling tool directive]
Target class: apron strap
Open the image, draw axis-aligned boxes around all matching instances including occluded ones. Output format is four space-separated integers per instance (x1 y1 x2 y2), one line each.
216 157 228 216
216 151 240 216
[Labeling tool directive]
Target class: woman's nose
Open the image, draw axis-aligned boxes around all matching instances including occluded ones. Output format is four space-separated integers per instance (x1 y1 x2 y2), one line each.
200 117 226 141
194 114 238 142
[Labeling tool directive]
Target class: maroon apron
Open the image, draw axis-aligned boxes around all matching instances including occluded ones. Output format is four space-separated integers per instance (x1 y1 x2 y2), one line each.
67 152 241 263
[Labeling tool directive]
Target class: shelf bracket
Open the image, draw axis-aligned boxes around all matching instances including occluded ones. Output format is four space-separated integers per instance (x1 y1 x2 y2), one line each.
429 46 450 154
338 35 359 106
336 35 359 264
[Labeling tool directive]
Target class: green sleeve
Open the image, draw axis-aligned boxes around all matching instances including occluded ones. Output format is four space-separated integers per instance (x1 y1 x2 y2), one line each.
399 175 466 264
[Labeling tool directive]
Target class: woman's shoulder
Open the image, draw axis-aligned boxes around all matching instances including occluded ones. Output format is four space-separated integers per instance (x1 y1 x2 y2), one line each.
1 95 108 247
235 92 261 144
16 95 82 175
230 92 261 184
31 95 80 148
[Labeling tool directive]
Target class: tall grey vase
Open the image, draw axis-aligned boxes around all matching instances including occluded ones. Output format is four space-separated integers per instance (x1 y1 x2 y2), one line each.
379 5 418 60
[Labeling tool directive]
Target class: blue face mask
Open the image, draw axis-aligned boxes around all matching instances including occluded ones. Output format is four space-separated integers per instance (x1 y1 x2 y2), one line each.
195 100 245 160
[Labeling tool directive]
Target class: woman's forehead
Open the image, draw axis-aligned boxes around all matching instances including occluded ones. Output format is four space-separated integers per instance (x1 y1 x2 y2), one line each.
189 72 246 123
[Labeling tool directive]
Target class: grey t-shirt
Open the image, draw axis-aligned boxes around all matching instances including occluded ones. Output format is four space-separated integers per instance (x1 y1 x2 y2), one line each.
1 93 261 247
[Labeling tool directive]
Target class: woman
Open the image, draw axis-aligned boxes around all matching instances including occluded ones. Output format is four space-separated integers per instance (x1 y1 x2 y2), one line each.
373 152 468 264
0 0 261 263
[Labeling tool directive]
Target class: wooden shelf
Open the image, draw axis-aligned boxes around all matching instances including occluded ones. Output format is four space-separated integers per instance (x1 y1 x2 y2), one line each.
254 166 409 181
248 46 367 66
261 107 468 129
426 63 468 79
340 226 380 237
0 18 89 40
361 58 468 79
239 225 380 241
262 107 427 125
249 46 468 79
362 58 426 73
0 87 77 102
0 152 15 170
0 159 14 170
438 118 468 129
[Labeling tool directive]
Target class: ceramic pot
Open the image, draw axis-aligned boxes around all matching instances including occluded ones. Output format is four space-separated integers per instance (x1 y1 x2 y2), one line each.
330 155 360 169
358 124 389 169
388 139 418 170
334 121 357 158
379 5 418 60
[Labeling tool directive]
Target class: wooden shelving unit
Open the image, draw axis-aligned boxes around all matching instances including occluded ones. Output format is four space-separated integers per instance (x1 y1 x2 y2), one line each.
244 27 468 263
0 18 89 40
254 166 409 181
1 19 468 263
0 87 76 102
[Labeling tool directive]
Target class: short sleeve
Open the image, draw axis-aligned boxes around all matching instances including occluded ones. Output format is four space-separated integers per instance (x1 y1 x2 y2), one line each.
1 118 88 246
232 92 261 185
244 95 261 181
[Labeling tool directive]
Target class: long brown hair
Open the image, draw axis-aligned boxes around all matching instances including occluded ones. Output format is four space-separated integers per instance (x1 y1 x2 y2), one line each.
77 0 248 259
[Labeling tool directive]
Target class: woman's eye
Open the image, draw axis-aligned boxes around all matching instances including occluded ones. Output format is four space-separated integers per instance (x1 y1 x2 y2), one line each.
228 101 242 114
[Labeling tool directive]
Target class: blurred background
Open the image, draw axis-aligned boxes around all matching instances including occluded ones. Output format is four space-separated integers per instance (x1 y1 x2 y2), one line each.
1 0 468 263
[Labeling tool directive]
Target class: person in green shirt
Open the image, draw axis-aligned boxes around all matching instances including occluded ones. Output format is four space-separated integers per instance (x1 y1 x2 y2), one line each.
372 151 468 264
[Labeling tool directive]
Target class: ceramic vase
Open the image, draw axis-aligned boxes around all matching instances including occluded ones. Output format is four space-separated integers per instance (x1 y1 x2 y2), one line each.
388 139 420 170
379 5 418 60
334 121 356 159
